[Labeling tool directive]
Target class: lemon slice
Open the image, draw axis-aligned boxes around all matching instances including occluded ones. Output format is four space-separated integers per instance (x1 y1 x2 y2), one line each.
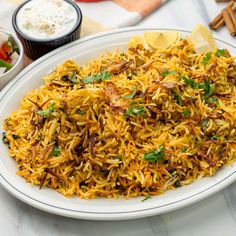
128 35 149 49
189 24 216 54
144 31 179 50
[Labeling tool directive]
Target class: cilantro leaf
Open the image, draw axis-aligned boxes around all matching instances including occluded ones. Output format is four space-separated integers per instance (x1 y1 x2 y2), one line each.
82 74 101 84
125 105 145 117
51 146 61 156
215 49 225 57
122 85 137 99
201 52 211 65
198 80 215 96
180 147 187 153
68 72 78 84
37 103 55 118
82 72 111 84
208 84 215 96
211 135 219 141
182 108 190 117
180 75 197 88
101 72 112 81
161 69 176 78
206 96 219 108
172 92 183 105
61 72 78 84
143 146 165 163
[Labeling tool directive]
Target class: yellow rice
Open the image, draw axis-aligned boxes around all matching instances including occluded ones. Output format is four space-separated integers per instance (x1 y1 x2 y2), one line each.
2 36 236 199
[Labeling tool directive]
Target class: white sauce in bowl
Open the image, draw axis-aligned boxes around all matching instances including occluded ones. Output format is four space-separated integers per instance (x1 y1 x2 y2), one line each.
16 0 78 40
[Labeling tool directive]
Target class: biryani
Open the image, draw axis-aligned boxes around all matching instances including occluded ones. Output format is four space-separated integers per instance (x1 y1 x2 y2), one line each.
2 27 236 199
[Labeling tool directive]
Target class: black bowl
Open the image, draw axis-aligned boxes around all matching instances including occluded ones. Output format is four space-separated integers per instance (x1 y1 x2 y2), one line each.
12 0 82 60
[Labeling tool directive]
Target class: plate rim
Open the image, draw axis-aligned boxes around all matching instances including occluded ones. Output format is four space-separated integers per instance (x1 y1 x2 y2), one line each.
0 26 236 220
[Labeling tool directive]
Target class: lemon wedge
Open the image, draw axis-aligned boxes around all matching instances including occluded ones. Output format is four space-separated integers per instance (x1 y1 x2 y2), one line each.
128 35 149 49
144 31 179 50
189 24 216 54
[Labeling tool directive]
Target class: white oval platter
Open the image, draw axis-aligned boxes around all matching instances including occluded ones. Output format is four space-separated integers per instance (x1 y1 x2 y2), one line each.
0 27 236 221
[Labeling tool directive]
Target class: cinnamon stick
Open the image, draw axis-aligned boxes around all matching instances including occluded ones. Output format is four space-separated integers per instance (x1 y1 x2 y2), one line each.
222 8 236 36
215 0 231 2
228 5 236 28
209 1 235 30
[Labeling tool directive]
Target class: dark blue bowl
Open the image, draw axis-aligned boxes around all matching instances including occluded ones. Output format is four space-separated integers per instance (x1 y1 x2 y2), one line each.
12 0 82 60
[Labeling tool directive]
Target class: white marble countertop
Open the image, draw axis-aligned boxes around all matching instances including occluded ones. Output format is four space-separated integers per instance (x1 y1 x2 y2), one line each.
1 0 236 235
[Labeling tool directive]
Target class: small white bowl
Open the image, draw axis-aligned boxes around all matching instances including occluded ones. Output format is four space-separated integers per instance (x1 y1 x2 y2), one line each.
0 29 24 90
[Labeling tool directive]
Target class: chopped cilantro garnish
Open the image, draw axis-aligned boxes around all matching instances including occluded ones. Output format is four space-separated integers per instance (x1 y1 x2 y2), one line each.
101 72 112 81
211 135 219 140
61 72 78 84
180 75 215 97
68 72 78 84
208 84 215 96
206 96 219 108
208 96 217 103
142 195 151 202
52 146 61 156
180 147 187 153
215 49 225 57
161 69 176 78
198 80 215 96
143 146 165 163
82 72 111 84
37 103 55 118
122 85 137 99
172 92 183 105
180 75 197 88
201 52 211 65
82 74 100 84
125 105 145 117
182 108 190 117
